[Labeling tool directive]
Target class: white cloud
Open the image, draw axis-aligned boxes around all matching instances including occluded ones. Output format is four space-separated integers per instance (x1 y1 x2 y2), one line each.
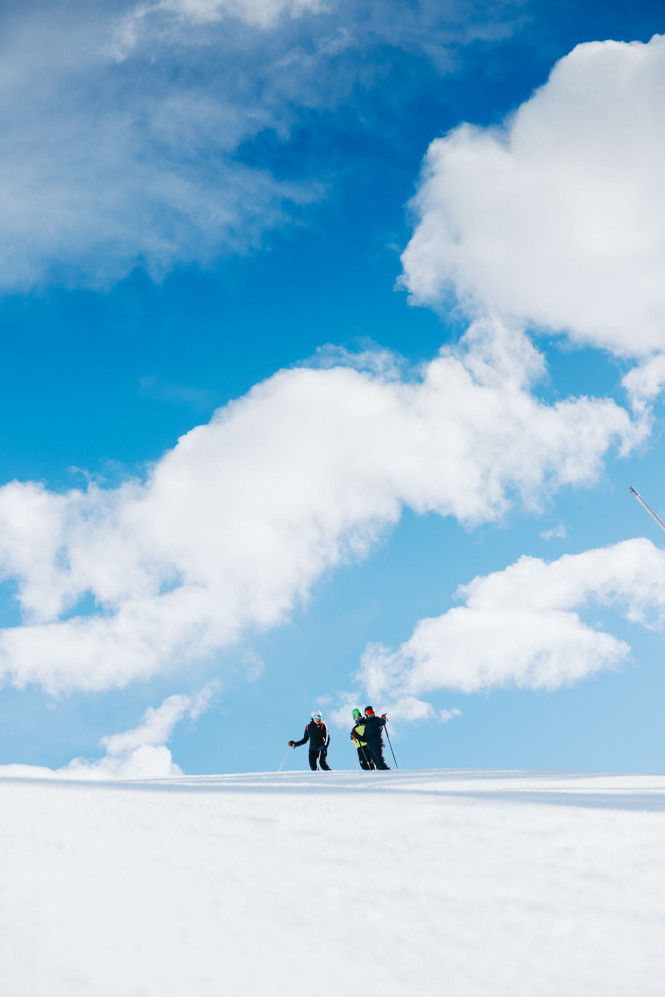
240 649 265 683
0 318 639 694
540 523 567 541
328 691 438 727
440 707 461 722
622 354 665 413
401 34 665 358
112 0 524 61
0 0 524 290
138 375 215 411
355 538 665 710
111 0 323 48
328 692 365 729
0 3 299 289
0 685 217 780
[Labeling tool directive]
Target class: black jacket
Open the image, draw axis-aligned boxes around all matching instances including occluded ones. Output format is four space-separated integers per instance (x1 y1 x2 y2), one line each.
293 721 330 751
362 715 386 745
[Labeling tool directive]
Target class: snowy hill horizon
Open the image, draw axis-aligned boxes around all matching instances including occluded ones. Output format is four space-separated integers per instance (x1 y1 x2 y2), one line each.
2 769 663 996
2 1 665 994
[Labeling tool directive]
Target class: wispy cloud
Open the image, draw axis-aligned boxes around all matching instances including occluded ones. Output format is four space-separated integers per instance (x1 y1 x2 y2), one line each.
0 317 638 694
440 708 461 722
0 0 524 291
540 523 567 541
138 375 215 411
109 0 325 49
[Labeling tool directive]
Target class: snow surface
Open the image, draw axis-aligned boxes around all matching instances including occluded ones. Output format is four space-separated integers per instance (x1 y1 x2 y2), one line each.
1 769 664 996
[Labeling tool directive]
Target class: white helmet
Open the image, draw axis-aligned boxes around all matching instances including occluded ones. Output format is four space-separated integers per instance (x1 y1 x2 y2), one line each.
311 710 323 721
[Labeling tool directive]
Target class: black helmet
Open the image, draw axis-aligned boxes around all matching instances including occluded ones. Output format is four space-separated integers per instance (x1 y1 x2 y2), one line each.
365 706 375 716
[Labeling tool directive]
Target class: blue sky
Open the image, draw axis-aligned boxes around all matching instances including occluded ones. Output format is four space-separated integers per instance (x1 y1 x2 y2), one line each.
0 0 665 778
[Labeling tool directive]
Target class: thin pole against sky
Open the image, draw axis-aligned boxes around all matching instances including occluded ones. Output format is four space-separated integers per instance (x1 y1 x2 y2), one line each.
278 747 292 772
629 486 665 535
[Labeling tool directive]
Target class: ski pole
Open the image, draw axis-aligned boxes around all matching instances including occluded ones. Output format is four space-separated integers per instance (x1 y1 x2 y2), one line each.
384 722 398 769
629 486 665 535
278 747 291 772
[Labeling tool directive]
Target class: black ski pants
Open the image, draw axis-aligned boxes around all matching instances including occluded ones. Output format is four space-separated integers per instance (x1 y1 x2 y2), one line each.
367 741 389 770
309 748 331 771
356 745 375 770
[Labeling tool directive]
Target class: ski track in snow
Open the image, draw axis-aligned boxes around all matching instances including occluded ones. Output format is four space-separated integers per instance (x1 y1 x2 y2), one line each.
1 769 664 996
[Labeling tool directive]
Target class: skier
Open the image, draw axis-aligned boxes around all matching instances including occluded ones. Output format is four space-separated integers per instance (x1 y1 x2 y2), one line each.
350 707 375 770
288 711 332 770
362 706 390 770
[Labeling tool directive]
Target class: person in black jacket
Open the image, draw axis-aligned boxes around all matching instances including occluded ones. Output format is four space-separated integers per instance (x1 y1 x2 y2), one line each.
288 711 332 770
362 706 390 770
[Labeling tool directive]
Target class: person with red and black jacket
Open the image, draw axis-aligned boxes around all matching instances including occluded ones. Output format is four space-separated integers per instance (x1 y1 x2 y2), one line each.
362 706 390 770
288 711 332 770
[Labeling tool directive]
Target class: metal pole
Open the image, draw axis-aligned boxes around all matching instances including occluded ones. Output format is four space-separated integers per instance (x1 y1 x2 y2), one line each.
384 723 398 769
629 486 665 535
278 747 291 772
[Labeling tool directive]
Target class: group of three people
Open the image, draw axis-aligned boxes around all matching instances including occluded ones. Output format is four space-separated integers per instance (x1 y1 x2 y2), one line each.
287 706 390 771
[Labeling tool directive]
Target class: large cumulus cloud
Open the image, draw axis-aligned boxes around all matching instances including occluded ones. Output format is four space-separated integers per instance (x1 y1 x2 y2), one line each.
0 318 637 693
401 34 665 357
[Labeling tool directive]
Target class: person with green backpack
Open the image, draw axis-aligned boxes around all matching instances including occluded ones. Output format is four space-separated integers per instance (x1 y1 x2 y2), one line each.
350 707 375 770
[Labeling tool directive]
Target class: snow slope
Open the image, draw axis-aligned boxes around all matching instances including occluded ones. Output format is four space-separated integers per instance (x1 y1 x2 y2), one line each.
1 769 664 996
